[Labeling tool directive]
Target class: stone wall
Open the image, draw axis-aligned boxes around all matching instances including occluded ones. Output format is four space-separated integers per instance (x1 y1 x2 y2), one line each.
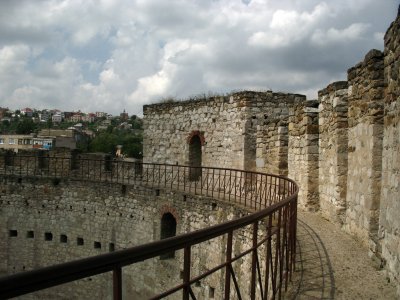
318 81 349 223
0 175 253 299
143 91 303 172
288 98 319 210
379 13 400 294
345 50 385 251
3 6 400 297
143 95 248 170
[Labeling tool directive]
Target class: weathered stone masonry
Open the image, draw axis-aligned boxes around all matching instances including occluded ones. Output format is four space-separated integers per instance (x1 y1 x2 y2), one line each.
318 81 349 224
1 6 400 299
345 49 384 254
143 91 303 172
288 98 319 211
379 13 400 292
0 175 254 299
143 11 400 294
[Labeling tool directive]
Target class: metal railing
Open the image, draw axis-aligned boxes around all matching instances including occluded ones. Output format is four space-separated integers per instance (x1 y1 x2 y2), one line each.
0 154 298 299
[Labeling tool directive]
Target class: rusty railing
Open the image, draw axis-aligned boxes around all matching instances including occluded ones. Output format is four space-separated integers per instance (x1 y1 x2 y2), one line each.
0 154 298 299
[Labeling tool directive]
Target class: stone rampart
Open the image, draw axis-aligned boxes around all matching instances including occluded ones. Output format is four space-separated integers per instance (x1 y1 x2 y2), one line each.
0 174 253 299
288 98 319 210
379 13 400 294
2 5 400 298
142 10 400 293
143 91 303 172
345 49 384 252
318 81 349 223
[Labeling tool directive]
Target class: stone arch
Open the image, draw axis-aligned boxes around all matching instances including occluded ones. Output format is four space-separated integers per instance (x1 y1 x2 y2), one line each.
187 131 204 181
160 212 177 259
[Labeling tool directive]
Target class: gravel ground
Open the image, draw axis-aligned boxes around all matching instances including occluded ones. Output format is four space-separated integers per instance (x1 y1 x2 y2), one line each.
285 210 398 300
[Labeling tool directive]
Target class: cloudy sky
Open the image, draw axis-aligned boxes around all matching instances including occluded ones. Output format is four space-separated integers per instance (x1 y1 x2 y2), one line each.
0 0 398 116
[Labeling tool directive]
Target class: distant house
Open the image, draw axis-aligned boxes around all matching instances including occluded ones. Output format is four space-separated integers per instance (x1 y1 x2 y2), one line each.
70 113 83 123
0 107 9 120
101 119 111 126
21 108 33 117
63 112 74 120
82 113 96 123
33 137 54 150
38 128 89 150
39 110 50 122
119 122 132 130
52 112 63 123
96 111 107 118
0 134 34 152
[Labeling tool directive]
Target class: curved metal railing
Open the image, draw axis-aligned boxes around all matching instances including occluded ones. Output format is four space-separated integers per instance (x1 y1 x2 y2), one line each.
0 153 298 299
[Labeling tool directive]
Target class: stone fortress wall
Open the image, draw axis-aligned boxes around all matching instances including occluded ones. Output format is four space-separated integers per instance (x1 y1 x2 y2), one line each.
143 91 302 171
0 169 253 299
143 11 400 293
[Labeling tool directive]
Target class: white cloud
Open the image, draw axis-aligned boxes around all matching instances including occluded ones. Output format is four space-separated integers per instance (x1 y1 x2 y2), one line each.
0 0 397 115
311 23 371 46
248 3 330 48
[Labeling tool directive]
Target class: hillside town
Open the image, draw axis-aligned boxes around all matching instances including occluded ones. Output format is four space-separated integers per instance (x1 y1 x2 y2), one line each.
0 107 143 158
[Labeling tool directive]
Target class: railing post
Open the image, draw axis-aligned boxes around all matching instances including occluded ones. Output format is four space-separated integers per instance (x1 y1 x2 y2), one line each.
250 222 258 300
264 215 272 299
224 231 233 299
183 246 191 300
113 266 122 300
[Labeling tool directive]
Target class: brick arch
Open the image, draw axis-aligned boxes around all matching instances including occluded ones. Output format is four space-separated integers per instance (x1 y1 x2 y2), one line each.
186 130 205 146
160 205 179 223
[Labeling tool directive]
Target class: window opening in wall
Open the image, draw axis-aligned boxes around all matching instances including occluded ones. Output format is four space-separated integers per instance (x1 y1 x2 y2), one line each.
189 135 202 181
209 287 215 298
160 213 177 259
121 184 127 195
60 234 67 243
9 230 18 237
94 241 101 249
26 231 34 238
45 232 53 241
77 237 84 246
109 243 115 252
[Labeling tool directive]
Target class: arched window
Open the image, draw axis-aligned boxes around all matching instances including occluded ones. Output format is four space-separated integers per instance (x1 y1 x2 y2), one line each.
189 135 202 181
160 213 177 259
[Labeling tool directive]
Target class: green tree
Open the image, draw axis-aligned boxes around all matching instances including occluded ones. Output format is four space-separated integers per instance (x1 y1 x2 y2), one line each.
46 118 53 129
16 118 36 134
88 131 143 158
88 132 118 154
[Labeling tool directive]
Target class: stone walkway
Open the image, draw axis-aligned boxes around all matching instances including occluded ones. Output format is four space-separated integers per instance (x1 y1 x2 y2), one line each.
285 210 397 300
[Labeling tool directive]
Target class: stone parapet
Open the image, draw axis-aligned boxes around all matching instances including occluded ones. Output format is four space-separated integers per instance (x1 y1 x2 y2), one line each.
379 9 400 294
345 48 385 255
347 49 385 127
318 81 348 223
288 98 319 210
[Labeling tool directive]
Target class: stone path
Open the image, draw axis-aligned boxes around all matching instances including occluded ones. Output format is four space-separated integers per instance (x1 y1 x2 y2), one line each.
285 210 397 300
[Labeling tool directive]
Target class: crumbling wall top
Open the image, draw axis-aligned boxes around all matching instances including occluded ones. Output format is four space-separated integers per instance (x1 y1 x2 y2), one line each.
318 81 348 97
